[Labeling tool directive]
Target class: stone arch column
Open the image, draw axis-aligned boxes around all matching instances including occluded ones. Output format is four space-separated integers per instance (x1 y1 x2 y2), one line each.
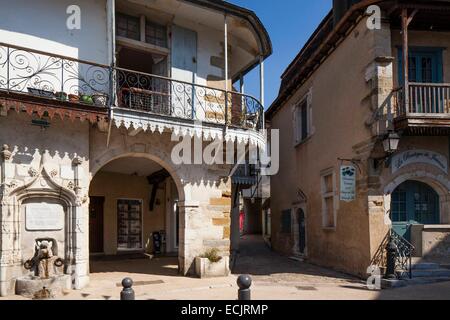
383 170 450 225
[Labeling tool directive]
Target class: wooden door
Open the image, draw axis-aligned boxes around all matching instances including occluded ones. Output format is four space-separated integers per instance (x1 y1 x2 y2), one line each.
298 209 306 255
89 196 104 253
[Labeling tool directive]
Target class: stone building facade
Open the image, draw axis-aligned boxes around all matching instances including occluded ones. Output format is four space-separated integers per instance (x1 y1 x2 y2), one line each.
267 0 450 278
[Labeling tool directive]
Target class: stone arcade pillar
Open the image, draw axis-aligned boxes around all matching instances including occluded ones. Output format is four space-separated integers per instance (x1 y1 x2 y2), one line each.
0 145 13 296
178 179 232 276
71 157 90 289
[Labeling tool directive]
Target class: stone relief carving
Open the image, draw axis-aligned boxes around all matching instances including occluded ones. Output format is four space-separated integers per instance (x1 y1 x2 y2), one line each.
28 167 38 177
1 144 12 161
66 181 75 190
49 169 58 178
72 156 83 166
23 239 64 279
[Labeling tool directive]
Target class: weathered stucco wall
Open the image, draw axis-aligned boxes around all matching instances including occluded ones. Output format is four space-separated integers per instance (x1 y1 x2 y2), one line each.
270 18 388 277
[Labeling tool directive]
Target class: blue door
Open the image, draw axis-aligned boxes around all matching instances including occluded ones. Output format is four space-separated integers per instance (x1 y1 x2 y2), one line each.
398 47 443 84
171 25 198 118
391 181 440 241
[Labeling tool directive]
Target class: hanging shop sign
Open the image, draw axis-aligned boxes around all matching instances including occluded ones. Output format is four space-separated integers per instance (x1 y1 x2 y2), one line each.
340 165 356 202
391 150 448 174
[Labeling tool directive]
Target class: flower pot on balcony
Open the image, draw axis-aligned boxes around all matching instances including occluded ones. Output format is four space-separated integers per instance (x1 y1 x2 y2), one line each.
80 94 94 105
68 94 79 102
92 93 108 107
55 92 68 101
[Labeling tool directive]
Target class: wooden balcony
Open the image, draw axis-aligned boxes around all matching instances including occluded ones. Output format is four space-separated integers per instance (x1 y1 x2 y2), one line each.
394 83 450 135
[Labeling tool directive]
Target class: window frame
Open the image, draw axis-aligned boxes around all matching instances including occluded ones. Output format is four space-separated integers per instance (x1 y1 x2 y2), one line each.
293 88 313 147
397 46 444 84
320 168 338 230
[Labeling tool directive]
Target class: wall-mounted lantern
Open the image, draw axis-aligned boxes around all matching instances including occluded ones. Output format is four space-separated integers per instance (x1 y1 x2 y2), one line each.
382 131 401 154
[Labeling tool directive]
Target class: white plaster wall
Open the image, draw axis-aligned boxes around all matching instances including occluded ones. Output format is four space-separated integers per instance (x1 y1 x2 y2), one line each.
0 0 109 65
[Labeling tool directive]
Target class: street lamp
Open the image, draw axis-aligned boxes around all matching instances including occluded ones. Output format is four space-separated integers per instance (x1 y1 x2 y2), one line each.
382 131 401 154
373 130 401 169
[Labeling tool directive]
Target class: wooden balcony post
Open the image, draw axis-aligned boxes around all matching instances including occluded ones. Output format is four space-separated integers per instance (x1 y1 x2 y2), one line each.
401 8 418 115
401 8 409 114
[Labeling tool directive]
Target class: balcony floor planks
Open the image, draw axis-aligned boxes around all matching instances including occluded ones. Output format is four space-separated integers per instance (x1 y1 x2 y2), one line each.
395 113 450 135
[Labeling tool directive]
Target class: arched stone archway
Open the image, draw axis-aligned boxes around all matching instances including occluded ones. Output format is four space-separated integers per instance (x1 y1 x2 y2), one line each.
88 128 234 276
383 170 450 225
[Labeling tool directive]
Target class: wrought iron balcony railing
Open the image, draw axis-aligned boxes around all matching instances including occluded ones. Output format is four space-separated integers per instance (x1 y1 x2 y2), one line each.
115 68 263 130
0 42 263 131
0 42 111 106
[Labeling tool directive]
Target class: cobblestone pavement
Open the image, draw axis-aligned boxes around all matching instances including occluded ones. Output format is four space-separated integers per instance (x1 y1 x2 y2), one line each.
1 235 449 300
233 235 362 287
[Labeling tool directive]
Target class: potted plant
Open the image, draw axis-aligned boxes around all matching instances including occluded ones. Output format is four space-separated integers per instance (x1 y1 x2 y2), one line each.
55 91 68 101
92 93 109 107
195 248 230 278
80 94 94 105
68 94 79 102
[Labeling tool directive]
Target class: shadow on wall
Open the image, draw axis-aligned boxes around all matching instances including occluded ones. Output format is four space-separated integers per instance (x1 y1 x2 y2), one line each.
421 232 450 264
2 113 89 166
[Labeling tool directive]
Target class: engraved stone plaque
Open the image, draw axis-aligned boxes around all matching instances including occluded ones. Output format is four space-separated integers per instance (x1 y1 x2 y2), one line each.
25 203 64 231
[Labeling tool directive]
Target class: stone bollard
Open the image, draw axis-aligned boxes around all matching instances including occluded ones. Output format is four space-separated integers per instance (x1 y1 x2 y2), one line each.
120 278 135 300
237 274 252 300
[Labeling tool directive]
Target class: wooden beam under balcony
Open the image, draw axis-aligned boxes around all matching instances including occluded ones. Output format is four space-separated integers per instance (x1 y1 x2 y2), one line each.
394 113 450 136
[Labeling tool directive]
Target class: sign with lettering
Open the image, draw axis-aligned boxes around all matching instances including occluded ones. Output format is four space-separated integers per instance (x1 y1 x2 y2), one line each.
340 165 356 202
25 203 64 231
391 150 448 174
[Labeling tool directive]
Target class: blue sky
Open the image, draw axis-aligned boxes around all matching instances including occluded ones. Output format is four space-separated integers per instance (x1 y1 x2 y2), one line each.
229 0 331 109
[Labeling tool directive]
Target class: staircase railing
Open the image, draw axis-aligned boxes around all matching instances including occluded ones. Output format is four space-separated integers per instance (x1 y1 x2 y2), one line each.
371 227 415 279
390 229 414 279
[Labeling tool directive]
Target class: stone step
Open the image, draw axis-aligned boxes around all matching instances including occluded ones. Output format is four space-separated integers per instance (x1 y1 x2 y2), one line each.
411 269 450 278
382 276 450 289
411 262 441 270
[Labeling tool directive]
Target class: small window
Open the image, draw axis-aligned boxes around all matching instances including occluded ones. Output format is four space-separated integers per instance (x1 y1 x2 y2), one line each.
321 170 336 229
281 209 292 234
293 90 312 145
116 13 140 41
145 21 167 48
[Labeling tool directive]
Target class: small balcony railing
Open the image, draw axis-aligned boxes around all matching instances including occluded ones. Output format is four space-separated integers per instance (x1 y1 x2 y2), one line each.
0 42 263 131
395 83 450 116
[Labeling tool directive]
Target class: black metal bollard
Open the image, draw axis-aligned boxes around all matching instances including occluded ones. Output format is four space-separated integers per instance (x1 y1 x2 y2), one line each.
120 277 135 300
385 237 397 280
237 274 252 300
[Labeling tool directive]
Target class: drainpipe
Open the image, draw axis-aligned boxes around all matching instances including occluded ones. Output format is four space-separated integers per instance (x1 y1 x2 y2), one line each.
224 14 229 126
259 56 265 130
401 9 409 115
106 0 116 148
